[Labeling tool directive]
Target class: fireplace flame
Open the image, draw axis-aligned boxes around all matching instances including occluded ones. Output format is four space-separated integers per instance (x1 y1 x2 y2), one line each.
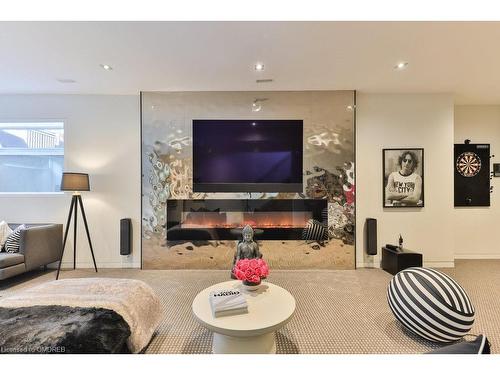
181 211 312 229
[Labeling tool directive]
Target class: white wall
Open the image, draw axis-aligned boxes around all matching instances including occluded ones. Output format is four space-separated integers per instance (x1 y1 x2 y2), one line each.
356 93 455 268
0 94 141 268
454 106 500 259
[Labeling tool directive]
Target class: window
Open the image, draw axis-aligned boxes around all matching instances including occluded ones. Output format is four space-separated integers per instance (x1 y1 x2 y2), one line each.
0 122 64 193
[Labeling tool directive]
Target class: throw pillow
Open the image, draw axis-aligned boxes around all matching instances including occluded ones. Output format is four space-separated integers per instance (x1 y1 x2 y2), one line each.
302 219 328 242
0 221 13 251
4 224 26 253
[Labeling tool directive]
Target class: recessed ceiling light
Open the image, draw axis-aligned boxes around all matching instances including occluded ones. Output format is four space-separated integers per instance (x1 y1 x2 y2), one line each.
100 64 113 71
57 78 76 84
394 61 408 70
255 62 265 71
346 105 355 111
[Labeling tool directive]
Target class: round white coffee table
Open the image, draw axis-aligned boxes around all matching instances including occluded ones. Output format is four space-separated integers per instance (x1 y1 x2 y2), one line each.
192 280 296 354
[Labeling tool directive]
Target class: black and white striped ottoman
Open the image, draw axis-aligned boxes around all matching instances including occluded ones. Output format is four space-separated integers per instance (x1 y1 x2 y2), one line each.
387 267 475 342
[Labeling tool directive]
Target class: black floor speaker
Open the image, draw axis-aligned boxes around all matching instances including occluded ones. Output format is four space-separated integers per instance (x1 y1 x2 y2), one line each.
120 218 132 255
366 218 377 255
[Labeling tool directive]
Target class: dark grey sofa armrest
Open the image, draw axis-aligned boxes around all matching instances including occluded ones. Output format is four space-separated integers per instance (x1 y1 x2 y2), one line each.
19 224 63 271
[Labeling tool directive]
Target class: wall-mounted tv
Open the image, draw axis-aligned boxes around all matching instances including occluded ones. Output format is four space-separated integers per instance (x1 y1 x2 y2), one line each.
193 120 303 192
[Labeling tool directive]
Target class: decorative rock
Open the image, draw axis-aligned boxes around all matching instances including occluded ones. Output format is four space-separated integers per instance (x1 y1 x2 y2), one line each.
387 267 475 343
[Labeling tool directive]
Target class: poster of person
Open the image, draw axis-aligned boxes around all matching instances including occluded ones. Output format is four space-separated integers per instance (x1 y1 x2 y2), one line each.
383 148 424 207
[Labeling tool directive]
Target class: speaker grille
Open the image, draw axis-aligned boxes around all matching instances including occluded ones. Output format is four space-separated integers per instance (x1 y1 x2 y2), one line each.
120 218 132 255
366 218 377 255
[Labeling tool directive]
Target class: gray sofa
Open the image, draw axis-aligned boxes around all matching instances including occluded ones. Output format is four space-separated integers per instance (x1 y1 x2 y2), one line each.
0 224 63 280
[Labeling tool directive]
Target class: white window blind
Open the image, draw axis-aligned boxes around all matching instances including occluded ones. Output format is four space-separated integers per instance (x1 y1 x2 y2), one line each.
0 122 64 192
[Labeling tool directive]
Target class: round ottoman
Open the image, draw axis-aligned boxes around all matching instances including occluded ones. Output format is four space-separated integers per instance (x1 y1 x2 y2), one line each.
387 267 475 342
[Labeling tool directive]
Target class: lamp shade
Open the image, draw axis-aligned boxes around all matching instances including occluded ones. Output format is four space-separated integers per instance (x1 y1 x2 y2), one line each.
61 173 90 191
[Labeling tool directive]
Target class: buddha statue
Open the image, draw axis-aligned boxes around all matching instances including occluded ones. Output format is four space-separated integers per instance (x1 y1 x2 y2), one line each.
230 225 262 278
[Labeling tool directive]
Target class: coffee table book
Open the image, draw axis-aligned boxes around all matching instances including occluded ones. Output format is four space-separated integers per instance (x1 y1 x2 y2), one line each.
209 289 248 317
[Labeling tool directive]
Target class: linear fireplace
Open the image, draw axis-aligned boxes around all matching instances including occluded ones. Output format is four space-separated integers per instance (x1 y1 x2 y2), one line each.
166 199 327 241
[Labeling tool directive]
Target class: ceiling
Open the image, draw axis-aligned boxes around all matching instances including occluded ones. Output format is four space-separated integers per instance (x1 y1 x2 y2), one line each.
1 21 500 104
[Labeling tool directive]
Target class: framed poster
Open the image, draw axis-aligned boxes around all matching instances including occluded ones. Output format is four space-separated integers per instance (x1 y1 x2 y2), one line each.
383 148 424 208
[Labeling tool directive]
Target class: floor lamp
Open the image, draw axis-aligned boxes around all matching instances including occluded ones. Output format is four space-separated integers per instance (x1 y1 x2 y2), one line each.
56 172 98 280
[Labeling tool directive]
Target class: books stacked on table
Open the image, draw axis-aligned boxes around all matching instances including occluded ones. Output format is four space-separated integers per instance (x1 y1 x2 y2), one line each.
209 289 248 317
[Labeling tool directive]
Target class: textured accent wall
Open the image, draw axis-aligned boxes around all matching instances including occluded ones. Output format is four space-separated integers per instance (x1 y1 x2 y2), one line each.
141 91 355 269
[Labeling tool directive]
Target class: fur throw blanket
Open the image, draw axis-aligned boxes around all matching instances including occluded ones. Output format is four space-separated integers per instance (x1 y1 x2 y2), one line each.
0 305 131 353
0 278 162 353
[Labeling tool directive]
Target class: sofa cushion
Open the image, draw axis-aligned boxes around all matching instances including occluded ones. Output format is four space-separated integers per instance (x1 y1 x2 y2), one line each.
0 253 25 268
0 263 26 280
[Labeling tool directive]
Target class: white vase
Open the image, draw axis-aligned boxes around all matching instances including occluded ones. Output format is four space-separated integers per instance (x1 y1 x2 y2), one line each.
242 280 261 291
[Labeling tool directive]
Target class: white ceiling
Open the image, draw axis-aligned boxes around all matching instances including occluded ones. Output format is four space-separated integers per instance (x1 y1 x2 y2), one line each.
1 21 500 104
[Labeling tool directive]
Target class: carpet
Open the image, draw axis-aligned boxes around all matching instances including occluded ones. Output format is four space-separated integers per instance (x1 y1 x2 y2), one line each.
1 260 498 354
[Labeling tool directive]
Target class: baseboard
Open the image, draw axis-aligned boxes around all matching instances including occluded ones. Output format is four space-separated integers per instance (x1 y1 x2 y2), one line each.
57 262 140 269
423 261 455 268
356 261 380 268
58 260 455 270
357 260 455 268
454 254 500 259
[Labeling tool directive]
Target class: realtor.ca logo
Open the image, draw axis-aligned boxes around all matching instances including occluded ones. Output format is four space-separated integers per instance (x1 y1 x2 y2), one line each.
1 345 66 353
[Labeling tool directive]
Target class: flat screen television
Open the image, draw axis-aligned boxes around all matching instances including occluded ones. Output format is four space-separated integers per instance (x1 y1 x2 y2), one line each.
193 119 303 192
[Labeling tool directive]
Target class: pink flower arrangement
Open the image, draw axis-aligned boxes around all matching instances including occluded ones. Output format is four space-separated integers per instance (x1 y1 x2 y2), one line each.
233 258 270 284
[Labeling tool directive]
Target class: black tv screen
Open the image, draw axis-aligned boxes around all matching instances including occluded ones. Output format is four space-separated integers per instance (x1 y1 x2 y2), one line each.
193 120 303 192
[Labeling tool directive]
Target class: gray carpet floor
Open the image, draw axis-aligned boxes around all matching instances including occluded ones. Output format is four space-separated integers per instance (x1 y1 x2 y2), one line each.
1 259 498 354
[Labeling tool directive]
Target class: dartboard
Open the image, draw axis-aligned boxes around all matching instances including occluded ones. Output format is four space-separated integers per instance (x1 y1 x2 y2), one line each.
456 152 482 177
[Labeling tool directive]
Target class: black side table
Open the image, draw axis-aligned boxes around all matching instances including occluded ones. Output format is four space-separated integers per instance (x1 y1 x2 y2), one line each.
381 246 423 275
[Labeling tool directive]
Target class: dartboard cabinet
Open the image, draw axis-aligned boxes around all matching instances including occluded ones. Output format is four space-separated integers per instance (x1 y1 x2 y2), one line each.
454 143 490 207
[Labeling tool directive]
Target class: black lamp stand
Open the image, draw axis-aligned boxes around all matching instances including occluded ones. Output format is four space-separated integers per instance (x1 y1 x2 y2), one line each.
56 194 98 279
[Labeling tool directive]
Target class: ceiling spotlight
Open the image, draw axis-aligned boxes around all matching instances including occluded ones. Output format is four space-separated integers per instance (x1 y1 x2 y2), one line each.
394 61 408 70
255 62 265 71
251 122 257 126
100 64 113 71
346 105 355 111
